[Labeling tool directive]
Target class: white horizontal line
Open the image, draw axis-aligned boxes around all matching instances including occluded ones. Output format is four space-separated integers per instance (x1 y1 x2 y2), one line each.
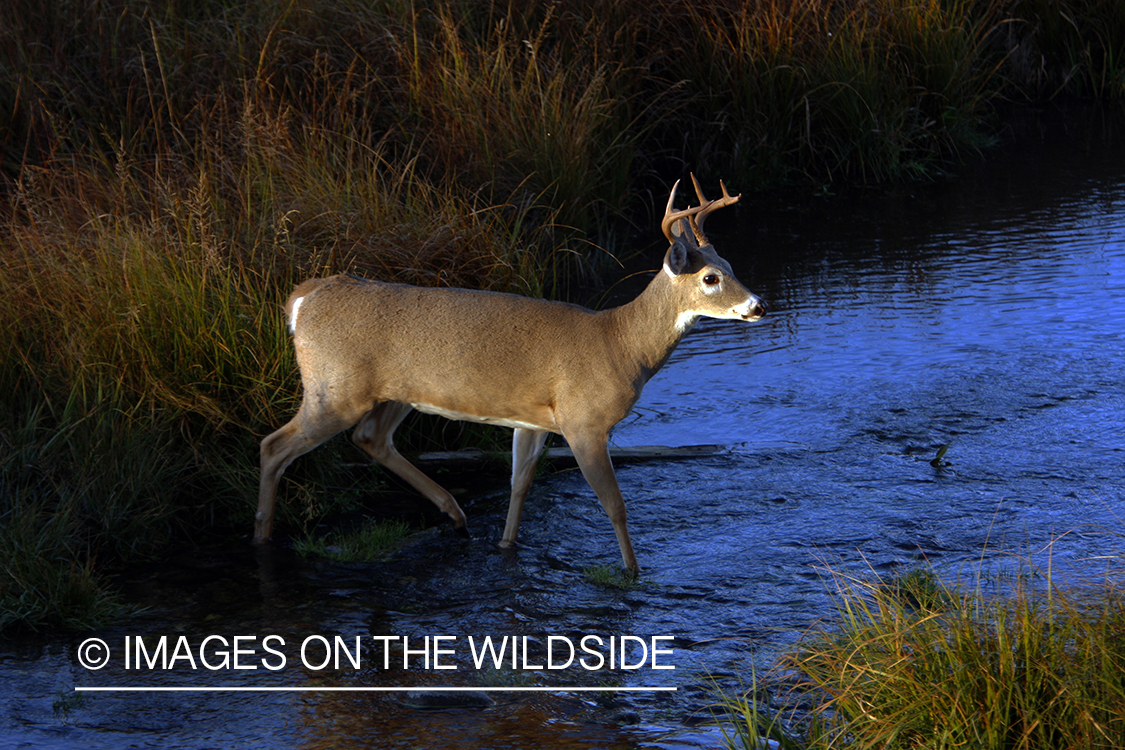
75 686 677 693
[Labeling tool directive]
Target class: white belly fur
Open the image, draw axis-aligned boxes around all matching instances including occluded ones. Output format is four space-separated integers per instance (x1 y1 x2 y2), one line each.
409 402 549 432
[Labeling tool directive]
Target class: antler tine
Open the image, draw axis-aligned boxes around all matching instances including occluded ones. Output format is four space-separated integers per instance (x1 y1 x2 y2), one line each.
661 179 682 242
689 173 708 206
692 173 741 235
661 178 710 243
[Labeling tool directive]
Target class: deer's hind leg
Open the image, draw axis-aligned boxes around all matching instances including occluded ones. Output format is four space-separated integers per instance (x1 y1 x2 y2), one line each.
351 401 469 532
257 397 365 541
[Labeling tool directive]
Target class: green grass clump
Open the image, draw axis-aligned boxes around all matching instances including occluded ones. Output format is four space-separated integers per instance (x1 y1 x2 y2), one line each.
712 561 1125 750
801 566 1125 748
711 670 816 750
0 403 179 630
582 563 640 589
295 520 413 563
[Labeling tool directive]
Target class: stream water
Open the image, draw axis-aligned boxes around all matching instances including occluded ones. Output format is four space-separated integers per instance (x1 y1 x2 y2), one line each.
2 107 1123 749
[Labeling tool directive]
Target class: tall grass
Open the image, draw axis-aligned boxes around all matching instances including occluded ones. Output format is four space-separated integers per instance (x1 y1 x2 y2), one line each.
403 5 643 245
2 0 1124 629
0 401 184 630
796 563 1125 748
672 0 1007 183
1 47 570 630
713 562 1125 749
1003 0 1125 98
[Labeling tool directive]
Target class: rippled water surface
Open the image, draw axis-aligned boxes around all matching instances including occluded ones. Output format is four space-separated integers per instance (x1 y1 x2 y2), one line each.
3 110 1124 748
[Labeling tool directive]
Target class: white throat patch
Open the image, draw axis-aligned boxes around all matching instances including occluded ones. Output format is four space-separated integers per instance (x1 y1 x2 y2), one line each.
675 310 700 333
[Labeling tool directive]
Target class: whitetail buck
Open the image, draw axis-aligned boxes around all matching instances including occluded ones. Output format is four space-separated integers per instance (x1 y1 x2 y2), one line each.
256 175 765 574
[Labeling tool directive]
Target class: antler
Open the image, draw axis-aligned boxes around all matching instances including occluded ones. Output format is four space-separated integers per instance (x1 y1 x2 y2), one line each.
660 180 706 243
690 173 740 236
661 174 741 245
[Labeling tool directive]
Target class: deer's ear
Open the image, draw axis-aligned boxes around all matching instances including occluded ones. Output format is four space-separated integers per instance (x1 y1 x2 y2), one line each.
663 237 691 277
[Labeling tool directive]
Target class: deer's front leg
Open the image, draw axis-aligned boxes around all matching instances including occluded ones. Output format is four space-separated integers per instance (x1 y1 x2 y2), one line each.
566 431 639 576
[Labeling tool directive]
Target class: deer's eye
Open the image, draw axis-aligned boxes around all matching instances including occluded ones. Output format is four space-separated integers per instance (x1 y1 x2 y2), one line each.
703 273 721 286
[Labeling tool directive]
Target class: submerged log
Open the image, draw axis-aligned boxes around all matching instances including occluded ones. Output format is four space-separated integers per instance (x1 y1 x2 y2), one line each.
409 444 729 471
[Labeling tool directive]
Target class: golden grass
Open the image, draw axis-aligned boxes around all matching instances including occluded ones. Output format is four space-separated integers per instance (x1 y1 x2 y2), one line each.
712 560 1125 749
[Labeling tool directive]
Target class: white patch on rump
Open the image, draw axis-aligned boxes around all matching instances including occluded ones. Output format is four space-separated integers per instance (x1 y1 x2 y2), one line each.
289 296 305 334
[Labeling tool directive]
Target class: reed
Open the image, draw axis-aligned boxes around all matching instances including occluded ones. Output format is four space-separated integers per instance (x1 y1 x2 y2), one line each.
1 63 566 631
710 669 818 750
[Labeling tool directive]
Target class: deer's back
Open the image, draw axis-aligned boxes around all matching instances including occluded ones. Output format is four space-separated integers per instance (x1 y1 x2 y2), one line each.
287 275 633 431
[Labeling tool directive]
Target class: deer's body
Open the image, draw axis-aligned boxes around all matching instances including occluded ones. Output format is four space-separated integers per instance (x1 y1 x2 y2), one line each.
285 277 669 435
256 177 764 574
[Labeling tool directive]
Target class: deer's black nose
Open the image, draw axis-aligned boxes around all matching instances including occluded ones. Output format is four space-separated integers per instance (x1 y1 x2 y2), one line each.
743 297 766 321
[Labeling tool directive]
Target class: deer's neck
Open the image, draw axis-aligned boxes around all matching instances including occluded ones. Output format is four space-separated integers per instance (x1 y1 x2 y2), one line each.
603 272 690 384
